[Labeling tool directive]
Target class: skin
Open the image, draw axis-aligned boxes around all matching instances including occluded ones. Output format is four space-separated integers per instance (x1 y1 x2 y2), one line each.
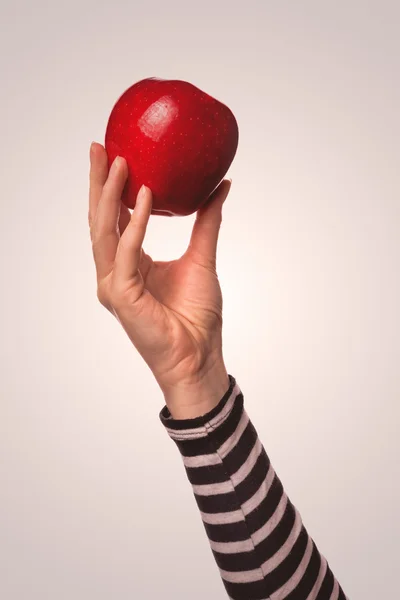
88 142 231 419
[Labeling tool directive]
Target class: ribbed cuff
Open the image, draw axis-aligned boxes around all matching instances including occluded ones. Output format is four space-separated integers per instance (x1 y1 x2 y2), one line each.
159 375 244 455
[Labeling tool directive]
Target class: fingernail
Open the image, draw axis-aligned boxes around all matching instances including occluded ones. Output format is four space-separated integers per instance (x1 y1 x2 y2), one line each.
90 142 95 157
137 184 147 203
223 179 232 202
112 156 121 171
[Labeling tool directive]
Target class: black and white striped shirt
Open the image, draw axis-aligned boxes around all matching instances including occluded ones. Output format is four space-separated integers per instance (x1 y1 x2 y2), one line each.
160 374 347 600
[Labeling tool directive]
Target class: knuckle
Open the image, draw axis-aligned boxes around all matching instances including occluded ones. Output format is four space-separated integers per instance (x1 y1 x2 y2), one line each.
109 279 143 313
189 248 217 273
96 284 109 308
89 221 100 245
107 286 125 310
89 226 95 243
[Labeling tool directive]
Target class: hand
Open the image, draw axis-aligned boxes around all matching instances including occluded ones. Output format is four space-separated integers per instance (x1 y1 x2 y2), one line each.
88 143 231 418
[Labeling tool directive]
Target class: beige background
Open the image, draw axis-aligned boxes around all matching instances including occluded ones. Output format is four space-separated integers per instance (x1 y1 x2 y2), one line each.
1 1 399 598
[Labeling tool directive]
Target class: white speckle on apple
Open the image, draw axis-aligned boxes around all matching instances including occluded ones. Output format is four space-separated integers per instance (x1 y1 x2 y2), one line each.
138 95 179 142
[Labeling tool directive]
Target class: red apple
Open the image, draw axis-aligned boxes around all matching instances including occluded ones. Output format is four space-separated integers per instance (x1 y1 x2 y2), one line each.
105 78 238 216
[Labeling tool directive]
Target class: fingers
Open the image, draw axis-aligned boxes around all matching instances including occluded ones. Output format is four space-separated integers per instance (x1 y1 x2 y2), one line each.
113 185 153 285
187 179 231 268
118 203 132 236
91 156 128 280
89 142 109 230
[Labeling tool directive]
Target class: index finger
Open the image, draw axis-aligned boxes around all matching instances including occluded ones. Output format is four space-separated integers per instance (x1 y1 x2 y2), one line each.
89 142 109 230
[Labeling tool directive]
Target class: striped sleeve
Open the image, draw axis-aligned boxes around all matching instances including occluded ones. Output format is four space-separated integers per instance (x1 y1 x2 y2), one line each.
160 374 348 600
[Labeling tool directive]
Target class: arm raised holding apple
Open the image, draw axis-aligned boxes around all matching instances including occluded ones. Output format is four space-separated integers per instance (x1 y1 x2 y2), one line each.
88 144 348 599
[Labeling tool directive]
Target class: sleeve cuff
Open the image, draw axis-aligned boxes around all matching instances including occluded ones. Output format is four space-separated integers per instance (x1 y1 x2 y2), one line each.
159 374 242 445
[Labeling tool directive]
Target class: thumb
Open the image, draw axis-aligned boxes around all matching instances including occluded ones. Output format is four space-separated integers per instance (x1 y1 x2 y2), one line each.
186 179 231 267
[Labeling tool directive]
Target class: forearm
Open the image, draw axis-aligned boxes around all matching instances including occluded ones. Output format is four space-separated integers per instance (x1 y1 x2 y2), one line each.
160 375 347 600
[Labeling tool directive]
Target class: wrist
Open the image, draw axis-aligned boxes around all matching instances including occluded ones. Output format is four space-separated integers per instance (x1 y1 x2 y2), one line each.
161 360 230 420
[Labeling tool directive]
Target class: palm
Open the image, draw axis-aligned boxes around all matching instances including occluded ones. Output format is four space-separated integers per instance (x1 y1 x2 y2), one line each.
120 250 223 385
